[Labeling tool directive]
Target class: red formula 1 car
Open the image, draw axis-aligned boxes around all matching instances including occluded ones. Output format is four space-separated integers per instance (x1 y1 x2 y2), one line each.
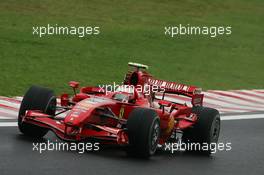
18 62 220 158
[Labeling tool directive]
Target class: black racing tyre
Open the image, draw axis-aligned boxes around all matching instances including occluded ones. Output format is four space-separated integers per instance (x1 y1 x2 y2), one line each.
18 85 57 138
182 107 220 155
126 108 160 158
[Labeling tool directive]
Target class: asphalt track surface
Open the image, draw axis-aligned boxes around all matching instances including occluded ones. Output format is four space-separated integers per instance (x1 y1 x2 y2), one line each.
1 116 264 175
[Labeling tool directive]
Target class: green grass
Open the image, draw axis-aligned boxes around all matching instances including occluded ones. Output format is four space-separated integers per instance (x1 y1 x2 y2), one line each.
0 0 263 96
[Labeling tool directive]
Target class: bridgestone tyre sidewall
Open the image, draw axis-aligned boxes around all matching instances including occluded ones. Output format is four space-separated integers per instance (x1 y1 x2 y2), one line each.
18 85 56 138
127 108 160 158
183 107 221 155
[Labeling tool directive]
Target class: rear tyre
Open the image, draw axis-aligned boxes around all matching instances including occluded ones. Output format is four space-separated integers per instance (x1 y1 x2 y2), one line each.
126 108 160 158
18 85 57 138
182 107 220 155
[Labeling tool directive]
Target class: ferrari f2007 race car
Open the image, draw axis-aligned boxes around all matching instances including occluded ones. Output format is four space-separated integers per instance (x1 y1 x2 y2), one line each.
18 62 220 158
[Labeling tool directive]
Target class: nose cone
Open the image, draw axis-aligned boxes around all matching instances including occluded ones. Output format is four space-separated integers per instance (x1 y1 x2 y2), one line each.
64 97 115 126
64 110 87 126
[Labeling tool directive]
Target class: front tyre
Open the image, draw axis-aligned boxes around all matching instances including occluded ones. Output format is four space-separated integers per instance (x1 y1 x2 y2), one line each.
126 108 160 158
18 85 57 138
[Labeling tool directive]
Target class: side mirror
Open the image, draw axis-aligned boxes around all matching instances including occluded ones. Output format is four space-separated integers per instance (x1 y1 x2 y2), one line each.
69 81 79 95
69 81 79 89
60 94 69 106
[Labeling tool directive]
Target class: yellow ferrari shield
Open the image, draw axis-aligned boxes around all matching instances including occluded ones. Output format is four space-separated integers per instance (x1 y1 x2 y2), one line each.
119 106 125 119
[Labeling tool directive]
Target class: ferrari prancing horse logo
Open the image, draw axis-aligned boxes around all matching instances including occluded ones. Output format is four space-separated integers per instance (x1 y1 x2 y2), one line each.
119 106 125 119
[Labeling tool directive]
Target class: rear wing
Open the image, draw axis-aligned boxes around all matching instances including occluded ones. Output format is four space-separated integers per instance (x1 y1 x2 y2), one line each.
124 62 204 106
155 90 204 107
148 78 201 96
148 78 204 107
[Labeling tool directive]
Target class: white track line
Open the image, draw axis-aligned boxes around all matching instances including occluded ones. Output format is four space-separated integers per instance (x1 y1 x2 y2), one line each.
0 116 16 119
0 122 17 127
221 113 264 120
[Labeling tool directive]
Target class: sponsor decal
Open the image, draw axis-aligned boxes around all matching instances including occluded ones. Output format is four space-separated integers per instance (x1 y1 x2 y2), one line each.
148 78 190 92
